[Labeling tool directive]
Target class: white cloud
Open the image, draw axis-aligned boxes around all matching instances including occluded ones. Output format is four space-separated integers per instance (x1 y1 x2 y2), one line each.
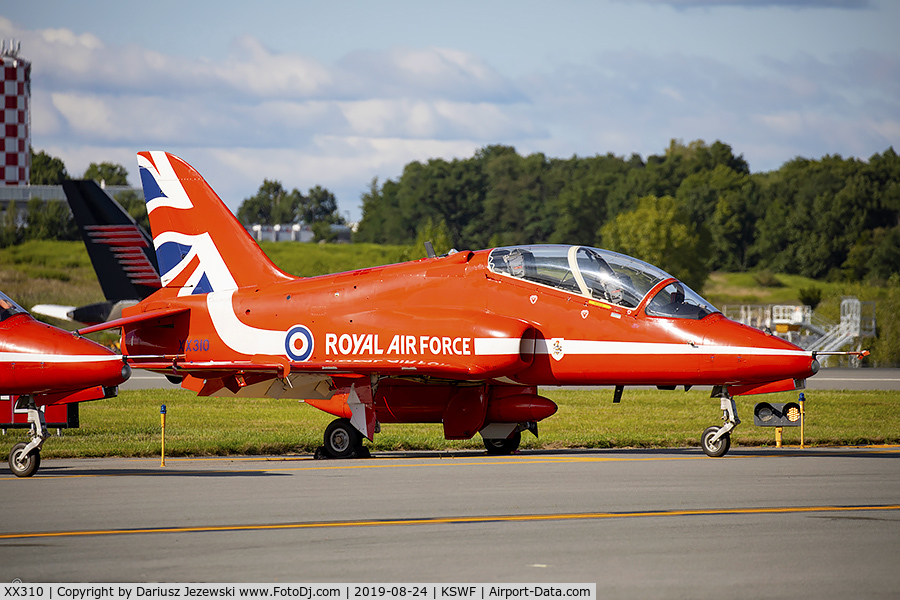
520 48 899 170
337 46 524 102
214 36 333 98
39 26 104 50
5 11 898 221
628 0 872 8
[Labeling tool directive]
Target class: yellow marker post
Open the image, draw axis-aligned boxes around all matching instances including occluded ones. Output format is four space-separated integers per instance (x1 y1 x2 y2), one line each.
799 392 806 449
775 427 783 448
160 404 167 467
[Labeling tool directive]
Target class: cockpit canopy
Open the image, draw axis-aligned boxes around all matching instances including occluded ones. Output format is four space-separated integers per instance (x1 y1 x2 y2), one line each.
0 291 27 322
487 245 718 320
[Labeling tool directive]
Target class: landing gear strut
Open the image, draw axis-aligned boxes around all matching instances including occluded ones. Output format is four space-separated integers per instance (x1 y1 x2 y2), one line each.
8 396 49 477
701 387 740 458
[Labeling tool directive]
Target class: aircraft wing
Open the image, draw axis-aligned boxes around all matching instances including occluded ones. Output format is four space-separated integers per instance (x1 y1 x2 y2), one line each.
75 306 191 335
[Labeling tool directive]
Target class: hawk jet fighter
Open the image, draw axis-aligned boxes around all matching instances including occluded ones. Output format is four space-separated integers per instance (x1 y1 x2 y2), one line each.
81 152 824 460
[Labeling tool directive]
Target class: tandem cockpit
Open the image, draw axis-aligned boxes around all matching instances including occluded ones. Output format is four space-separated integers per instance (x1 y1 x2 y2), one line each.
487 245 718 320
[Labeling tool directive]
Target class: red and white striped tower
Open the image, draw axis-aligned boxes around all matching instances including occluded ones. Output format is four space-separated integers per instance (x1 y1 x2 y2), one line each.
1 40 30 186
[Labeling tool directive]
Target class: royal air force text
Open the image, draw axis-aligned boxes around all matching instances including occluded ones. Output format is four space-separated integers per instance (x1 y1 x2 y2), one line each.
325 333 472 357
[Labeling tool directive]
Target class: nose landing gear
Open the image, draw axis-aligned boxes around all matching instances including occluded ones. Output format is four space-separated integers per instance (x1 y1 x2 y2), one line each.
701 388 740 458
7 396 49 477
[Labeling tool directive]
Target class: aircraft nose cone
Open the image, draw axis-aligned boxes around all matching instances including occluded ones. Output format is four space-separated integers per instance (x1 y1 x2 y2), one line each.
704 317 819 383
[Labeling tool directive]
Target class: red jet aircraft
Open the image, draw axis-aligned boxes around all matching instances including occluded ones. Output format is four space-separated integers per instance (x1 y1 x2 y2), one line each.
1 292 131 476
82 152 827 459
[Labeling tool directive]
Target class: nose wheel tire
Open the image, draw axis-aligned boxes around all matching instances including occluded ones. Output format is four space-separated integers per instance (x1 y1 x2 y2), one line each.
483 431 521 455
323 418 361 459
9 442 41 477
701 426 731 458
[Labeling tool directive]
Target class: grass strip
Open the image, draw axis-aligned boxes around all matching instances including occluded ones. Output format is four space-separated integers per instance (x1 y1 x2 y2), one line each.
2 388 898 459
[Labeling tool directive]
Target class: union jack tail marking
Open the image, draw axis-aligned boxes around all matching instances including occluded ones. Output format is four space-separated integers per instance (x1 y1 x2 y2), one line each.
137 152 292 297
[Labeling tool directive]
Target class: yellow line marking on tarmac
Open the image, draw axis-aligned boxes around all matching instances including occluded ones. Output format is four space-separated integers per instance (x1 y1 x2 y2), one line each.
2 504 898 541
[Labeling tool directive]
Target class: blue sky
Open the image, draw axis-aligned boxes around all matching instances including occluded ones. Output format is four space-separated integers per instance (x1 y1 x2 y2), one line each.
3 0 898 220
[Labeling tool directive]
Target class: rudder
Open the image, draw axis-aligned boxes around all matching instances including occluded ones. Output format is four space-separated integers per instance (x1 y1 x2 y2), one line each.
137 151 292 296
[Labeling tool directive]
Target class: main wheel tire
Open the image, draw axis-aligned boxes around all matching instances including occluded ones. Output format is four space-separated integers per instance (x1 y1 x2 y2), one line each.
323 418 360 459
9 442 40 477
483 431 522 455
701 426 731 458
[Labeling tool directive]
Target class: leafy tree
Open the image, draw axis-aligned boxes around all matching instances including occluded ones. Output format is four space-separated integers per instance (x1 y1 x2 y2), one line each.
304 185 345 225
600 195 710 291
867 225 900 281
352 140 898 284
677 165 758 271
311 221 336 243
114 189 151 232
356 178 396 244
24 198 77 241
237 180 345 233
414 216 454 256
83 162 129 186
482 150 547 247
30 149 68 184
0 200 22 247
237 180 302 225
798 286 823 310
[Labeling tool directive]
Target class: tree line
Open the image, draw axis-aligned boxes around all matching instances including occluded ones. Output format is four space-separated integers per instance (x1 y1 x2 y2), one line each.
236 180 346 242
5 143 899 292
355 140 900 291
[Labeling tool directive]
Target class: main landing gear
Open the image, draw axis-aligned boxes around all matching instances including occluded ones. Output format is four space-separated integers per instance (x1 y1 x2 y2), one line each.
316 418 371 459
8 396 50 477
700 387 740 458
482 422 539 455
483 431 521 455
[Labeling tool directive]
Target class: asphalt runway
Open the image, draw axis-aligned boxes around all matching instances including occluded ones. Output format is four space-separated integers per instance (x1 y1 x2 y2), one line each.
1 447 899 597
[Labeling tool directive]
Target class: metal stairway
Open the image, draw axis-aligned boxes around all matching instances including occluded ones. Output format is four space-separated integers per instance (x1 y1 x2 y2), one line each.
723 297 876 364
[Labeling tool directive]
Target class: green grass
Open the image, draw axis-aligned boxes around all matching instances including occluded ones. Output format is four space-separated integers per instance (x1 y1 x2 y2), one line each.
4 388 898 459
260 241 417 278
0 240 105 317
703 271 846 307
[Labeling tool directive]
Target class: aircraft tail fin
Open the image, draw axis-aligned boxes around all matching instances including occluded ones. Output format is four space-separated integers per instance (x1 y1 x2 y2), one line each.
137 152 292 296
62 180 161 302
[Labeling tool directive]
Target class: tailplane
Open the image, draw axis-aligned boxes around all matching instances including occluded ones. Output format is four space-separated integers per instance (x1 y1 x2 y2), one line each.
137 152 292 296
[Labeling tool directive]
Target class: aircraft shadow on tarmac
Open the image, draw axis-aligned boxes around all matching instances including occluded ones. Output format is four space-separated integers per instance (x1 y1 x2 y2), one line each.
316 446 900 460
26 466 292 478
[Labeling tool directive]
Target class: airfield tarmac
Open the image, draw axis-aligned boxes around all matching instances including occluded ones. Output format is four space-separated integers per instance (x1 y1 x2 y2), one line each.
4 370 899 593
1 447 898 597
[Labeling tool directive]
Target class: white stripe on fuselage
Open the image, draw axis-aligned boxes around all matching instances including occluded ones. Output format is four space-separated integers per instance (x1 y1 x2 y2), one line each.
206 290 286 356
0 353 121 363
474 338 810 357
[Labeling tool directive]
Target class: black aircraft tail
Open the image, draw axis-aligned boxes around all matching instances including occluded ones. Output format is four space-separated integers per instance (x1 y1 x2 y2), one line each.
34 181 161 324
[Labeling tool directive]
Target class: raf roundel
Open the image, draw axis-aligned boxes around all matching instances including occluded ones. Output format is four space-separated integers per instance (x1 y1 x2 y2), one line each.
285 325 315 362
